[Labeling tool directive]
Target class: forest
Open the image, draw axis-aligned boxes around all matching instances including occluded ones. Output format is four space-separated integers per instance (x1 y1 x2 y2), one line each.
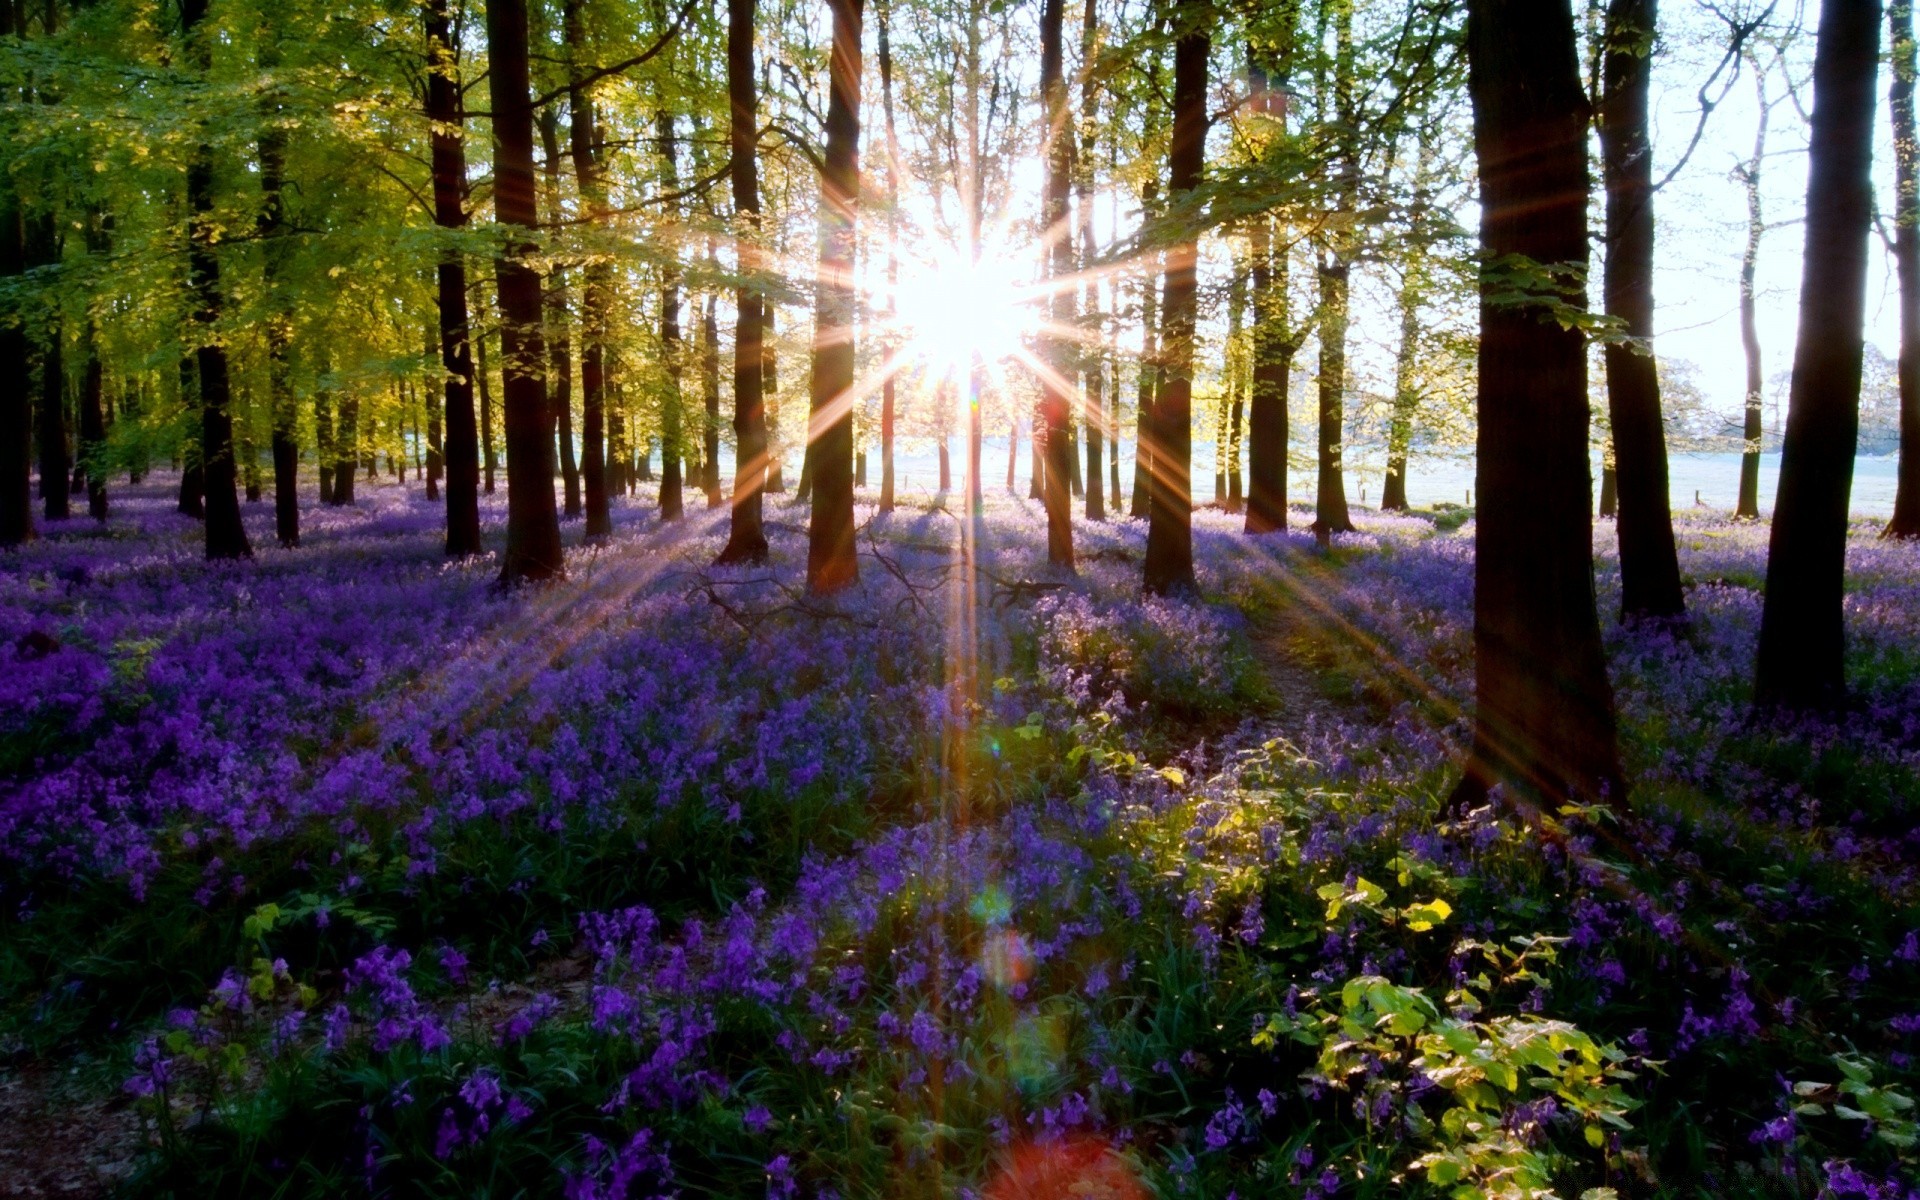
3 0 1920 1195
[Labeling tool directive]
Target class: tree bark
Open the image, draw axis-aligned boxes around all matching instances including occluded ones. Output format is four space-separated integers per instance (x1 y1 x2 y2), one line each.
1755 0 1881 710
703 286 723 507
427 0 481 556
1736 57 1769 520
1454 0 1623 811
656 108 686 522
183 0 249 559
1039 0 1075 565
0 178 29 547
1887 0 1920 537
1130 248 1159 520
1142 16 1205 595
36 311 67 521
1245 212 1294 533
257 76 300 546
1599 0 1685 620
804 0 863 594
488 0 563 583
1312 0 1357 538
565 0 613 540
539 110 582 521
717 0 769 561
477 317 498 495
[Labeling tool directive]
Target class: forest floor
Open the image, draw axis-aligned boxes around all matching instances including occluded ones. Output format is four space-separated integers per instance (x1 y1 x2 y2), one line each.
3 478 1917 1199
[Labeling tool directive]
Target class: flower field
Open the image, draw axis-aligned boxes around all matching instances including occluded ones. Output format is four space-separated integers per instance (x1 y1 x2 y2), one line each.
3 481 1917 1199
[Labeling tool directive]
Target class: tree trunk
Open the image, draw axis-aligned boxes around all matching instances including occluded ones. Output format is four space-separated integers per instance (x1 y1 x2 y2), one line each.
1453 0 1623 811
0 179 29 547
488 0 563 583
717 0 769 560
258 82 300 546
657 108 686 522
477 319 498 496
1382 249 1419 512
1599 0 1686 621
1599 463 1618 517
1080 4 1105 524
80 339 107 521
764 304 784 492
565 0 612 540
315 371 335 505
1887 0 1920 537
805 0 863 594
1755 0 1881 710
1221 255 1245 508
332 389 358 505
1142 18 1204 595
423 330 443 502
1736 63 1768 519
182 0 249 558
539 110 581 521
1245 212 1292 533
1312 1 1358 538
37 315 67 521
1038 0 1075 564
427 0 481 556
1130 251 1159 520
1008 421 1019 491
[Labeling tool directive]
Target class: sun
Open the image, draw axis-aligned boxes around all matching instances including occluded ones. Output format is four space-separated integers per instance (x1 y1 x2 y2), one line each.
890 247 1034 377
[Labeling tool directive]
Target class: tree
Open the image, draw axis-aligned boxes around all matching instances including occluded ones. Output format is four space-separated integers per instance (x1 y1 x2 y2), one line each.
428 0 482 558
1079 0 1106 522
1755 0 1882 710
1 176 30 548
1142 8 1205 595
490 0 565 584
1887 0 1920 538
657 108 686 523
804 0 864 595
1453 0 1623 811
184 0 250 560
1732 40 1787 520
716 0 770 564
1597 0 1685 621
258 29 299 549
1243 16 1304 535
878 0 901 515
565 0 612 542
1311 0 1358 539
540 109 583 522
1039 0 1075 568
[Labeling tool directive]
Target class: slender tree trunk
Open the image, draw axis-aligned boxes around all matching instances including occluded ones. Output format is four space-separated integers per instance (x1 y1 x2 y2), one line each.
1038 0 1076 565
1887 0 1920 537
1599 0 1686 620
333 390 358 505
1756 0 1882 710
805 0 863 593
1130 252 1159 519
1246 213 1292 533
1221 257 1245 507
257 82 300 546
539 111 581 521
1736 66 1768 519
703 288 723 507
565 0 612 540
764 304 784 492
315 371 335 505
877 0 900 515
0 179 29 547
1312 2 1358 537
423 330 443 502
477 319 498 495
427 0 481 555
37 313 67 521
1142 18 1204 595
489 0 563 582
80 338 107 521
717 0 769 560
656 108 686 521
1453 0 1623 811
1382 253 1419 512
182 0 249 558
1080 4 1105 523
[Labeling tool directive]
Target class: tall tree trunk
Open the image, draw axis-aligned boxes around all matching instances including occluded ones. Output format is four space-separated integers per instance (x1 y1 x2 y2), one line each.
333 389 358 505
257 73 300 546
876 0 900 515
1081 56 1106 522
477 317 498 495
1454 0 1623 811
1129 251 1159 520
1221 255 1245 508
423 330 443 502
656 108 686 522
1382 249 1419 512
1039 0 1076 566
183 0 249 558
1142 18 1205 595
717 0 769 560
703 288 722 507
37 310 67 521
0 178 29 547
1312 0 1357 537
1736 58 1769 520
315 369 335 505
428 0 481 556
80 336 107 521
1600 0 1685 621
1755 0 1882 710
764 304 784 492
540 110 582 521
805 0 863 593
489 0 563 582
566 0 612 540
1887 0 1920 537
1245 212 1293 532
